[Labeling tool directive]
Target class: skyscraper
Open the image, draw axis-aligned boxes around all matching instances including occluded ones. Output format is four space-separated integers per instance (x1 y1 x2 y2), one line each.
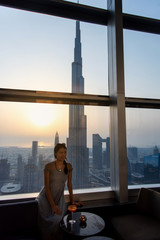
23 141 39 192
17 154 24 184
92 134 108 170
54 131 59 147
127 147 138 161
23 159 38 193
0 159 10 181
67 21 89 189
106 137 110 168
93 134 103 170
32 141 38 165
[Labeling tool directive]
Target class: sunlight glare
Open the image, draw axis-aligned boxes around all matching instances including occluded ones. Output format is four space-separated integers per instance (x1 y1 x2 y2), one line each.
28 105 55 127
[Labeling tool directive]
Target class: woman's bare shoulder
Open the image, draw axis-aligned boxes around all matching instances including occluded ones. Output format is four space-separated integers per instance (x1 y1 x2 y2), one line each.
44 161 55 171
67 162 73 171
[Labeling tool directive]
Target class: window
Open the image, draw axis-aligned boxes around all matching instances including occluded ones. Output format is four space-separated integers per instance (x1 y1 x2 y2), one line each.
0 0 160 202
126 108 160 186
0 7 108 95
0 102 110 196
123 0 160 19
63 0 107 10
124 30 160 98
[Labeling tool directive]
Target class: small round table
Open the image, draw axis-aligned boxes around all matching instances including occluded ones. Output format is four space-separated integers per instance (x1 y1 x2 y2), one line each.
60 211 105 237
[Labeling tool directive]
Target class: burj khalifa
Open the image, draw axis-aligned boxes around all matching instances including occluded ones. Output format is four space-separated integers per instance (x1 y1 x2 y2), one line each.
67 21 89 189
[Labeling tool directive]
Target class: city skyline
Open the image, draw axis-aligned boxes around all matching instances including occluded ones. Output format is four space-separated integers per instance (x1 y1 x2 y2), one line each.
0 1 160 148
0 140 159 196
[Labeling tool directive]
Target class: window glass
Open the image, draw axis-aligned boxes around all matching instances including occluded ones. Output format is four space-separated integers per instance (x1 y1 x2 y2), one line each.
63 0 107 10
0 7 108 95
124 30 160 98
123 0 160 19
86 106 110 189
126 108 160 186
0 102 110 197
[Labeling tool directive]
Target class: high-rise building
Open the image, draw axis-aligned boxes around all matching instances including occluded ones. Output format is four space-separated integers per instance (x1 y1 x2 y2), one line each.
0 159 10 181
17 154 24 184
153 145 159 155
23 159 38 193
106 137 110 168
93 134 103 170
67 21 89 189
54 131 59 147
32 141 38 165
144 153 160 183
127 147 138 161
92 134 108 170
23 141 39 192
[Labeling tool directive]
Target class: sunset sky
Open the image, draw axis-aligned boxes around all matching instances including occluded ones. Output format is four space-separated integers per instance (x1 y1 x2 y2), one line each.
0 0 159 148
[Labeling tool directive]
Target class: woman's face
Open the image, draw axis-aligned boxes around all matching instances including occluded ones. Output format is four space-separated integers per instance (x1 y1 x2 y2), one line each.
56 147 67 161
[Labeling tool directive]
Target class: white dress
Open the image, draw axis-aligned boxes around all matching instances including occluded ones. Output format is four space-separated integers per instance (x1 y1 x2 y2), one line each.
37 161 72 238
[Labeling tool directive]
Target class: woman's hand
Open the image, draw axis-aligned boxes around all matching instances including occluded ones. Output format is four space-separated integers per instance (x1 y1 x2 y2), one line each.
52 205 62 215
72 201 83 207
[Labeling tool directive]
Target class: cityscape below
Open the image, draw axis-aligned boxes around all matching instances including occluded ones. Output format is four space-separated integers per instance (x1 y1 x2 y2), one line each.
0 140 160 196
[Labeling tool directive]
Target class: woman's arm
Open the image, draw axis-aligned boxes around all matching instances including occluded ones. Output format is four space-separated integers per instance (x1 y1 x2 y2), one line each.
67 164 83 207
67 168 74 204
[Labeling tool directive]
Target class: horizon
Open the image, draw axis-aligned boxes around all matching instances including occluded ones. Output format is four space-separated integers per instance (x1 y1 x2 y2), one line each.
0 144 160 150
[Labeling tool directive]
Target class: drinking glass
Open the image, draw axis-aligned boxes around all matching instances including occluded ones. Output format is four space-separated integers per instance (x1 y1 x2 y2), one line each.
68 204 77 224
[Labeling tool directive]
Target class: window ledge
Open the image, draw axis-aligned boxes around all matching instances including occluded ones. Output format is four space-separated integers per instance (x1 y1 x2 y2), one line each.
0 185 160 206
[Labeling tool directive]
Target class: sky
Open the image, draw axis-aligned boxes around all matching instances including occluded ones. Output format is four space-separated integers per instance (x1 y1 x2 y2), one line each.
0 0 160 148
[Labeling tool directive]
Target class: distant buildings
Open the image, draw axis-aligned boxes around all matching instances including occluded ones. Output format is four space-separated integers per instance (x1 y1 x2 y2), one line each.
17 154 24 184
22 141 38 192
0 159 10 181
1 142 160 195
153 145 159 154
127 146 160 185
92 134 109 170
127 147 138 161
32 141 38 165
144 153 160 183
23 160 38 193
93 134 103 170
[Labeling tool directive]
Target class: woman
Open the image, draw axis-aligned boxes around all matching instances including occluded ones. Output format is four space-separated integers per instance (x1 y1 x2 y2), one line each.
37 143 78 240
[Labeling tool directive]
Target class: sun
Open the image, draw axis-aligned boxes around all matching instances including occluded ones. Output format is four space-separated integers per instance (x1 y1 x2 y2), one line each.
31 111 53 126
28 104 55 127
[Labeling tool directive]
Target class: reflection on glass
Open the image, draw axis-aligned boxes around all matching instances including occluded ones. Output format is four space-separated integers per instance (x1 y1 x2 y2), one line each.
126 108 160 186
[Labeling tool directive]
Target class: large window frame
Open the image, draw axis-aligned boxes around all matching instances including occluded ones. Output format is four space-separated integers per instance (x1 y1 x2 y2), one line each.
0 0 160 203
